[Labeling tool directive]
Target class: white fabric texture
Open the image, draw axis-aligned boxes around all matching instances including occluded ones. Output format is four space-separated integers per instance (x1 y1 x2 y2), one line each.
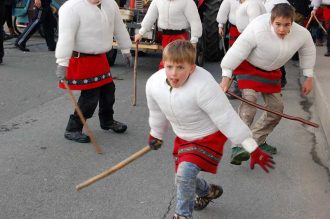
311 0 330 9
146 66 258 152
236 0 266 33
216 0 240 28
221 14 316 78
55 0 132 66
138 0 202 43
263 0 290 12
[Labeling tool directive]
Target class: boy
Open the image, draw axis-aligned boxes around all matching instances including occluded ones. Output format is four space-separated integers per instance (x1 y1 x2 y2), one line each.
146 40 274 219
55 0 132 143
134 0 202 69
220 4 315 156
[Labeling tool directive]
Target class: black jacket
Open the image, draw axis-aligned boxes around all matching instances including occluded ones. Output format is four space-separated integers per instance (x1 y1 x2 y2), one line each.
288 0 312 17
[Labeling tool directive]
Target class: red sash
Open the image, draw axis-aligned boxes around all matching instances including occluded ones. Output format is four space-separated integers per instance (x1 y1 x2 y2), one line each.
59 53 112 90
159 32 189 69
234 60 281 93
173 131 227 174
229 25 240 46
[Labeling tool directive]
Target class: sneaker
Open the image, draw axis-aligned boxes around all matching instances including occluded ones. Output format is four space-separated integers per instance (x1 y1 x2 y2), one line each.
100 120 127 133
325 51 330 57
230 147 250 165
194 184 223 211
259 142 277 155
64 131 90 143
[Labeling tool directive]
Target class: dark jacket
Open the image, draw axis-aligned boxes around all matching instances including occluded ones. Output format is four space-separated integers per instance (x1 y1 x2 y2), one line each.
288 0 312 18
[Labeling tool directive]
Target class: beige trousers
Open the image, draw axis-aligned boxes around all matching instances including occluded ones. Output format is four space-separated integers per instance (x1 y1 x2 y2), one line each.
237 89 284 145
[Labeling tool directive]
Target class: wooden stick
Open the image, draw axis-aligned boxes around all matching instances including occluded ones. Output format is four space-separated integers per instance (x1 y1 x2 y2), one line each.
132 42 138 106
313 14 327 34
305 14 314 29
63 81 103 154
226 90 319 128
76 146 151 191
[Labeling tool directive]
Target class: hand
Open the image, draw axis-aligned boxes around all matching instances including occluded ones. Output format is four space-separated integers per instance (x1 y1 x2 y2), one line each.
311 9 317 16
218 27 224 37
220 76 231 92
302 77 313 96
134 34 142 43
34 0 42 8
250 147 275 173
122 52 133 67
148 134 163 150
56 65 67 80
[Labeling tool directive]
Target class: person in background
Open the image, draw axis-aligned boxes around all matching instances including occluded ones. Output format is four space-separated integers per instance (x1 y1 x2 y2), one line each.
311 0 330 56
55 0 132 143
146 40 275 219
228 0 266 165
15 0 56 52
220 4 315 159
3 0 18 39
134 0 202 69
0 0 5 64
217 0 242 99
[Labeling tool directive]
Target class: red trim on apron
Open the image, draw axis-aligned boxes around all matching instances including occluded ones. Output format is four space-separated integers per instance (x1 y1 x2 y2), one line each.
159 32 189 69
234 60 281 93
173 131 227 174
59 53 112 90
229 25 240 46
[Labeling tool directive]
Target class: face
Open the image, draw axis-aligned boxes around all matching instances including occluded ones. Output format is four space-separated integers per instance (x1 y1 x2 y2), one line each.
164 61 196 88
272 16 292 39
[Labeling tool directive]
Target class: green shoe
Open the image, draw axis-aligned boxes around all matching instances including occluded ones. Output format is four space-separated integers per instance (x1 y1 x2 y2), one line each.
259 142 277 155
230 147 250 165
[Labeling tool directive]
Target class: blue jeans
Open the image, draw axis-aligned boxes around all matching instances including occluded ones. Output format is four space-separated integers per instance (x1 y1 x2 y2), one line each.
175 162 209 219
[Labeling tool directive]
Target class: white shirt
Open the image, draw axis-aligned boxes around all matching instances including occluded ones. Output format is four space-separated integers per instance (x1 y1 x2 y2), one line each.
139 0 202 44
221 14 316 78
263 0 290 12
55 0 132 66
216 0 240 28
146 66 258 152
311 0 330 9
236 0 266 33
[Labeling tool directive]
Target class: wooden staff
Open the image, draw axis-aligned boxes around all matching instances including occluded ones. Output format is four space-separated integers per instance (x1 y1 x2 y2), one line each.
63 81 103 154
132 42 139 106
313 14 327 34
76 145 151 191
226 90 319 128
305 14 314 29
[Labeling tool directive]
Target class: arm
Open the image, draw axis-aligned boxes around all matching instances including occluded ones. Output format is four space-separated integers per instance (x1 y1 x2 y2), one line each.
146 79 170 140
55 5 79 67
113 2 132 55
139 1 159 36
216 0 230 28
185 0 202 44
298 30 316 96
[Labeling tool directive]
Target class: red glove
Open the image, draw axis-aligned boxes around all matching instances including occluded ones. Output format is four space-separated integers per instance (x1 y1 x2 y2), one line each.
148 135 163 150
250 147 275 173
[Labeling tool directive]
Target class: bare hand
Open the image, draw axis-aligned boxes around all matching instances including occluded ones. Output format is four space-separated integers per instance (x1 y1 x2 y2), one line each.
220 76 231 92
302 77 313 96
134 34 142 43
311 9 317 16
34 0 42 8
218 27 224 37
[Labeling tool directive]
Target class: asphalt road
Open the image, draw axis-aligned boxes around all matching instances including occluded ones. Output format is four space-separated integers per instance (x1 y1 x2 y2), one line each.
0 36 329 219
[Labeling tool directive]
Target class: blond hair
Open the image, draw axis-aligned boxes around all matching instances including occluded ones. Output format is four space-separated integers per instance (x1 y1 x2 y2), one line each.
162 40 196 65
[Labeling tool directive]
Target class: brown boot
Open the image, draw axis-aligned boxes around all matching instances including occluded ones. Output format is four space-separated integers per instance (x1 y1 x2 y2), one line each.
194 184 223 210
172 214 187 219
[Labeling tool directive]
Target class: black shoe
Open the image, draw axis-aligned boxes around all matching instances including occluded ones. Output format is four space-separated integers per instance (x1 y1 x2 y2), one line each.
325 51 330 57
0 58 2 64
64 131 91 143
100 120 127 133
15 43 30 52
48 47 56 51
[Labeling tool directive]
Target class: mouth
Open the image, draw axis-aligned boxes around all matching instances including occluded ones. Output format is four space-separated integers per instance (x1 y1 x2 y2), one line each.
169 78 179 86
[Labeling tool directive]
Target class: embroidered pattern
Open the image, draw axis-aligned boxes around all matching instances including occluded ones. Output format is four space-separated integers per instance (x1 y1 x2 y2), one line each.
178 146 221 162
61 72 112 85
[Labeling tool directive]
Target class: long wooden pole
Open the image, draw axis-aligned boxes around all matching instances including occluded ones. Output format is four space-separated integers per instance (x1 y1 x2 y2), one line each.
63 81 103 154
132 42 138 106
313 14 327 34
226 90 319 128
76 146 151 191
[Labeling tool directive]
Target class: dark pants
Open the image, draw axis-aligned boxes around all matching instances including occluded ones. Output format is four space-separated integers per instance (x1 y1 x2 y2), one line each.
16 5 56 49
4 5 13 28
0 1 4 60
66 82 116 132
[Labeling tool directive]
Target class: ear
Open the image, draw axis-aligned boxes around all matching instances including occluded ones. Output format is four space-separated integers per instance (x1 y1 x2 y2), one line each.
190 64 196 74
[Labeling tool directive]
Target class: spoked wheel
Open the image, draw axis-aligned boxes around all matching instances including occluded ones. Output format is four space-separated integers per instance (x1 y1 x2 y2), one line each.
13 16 28 35
196 34 205 67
